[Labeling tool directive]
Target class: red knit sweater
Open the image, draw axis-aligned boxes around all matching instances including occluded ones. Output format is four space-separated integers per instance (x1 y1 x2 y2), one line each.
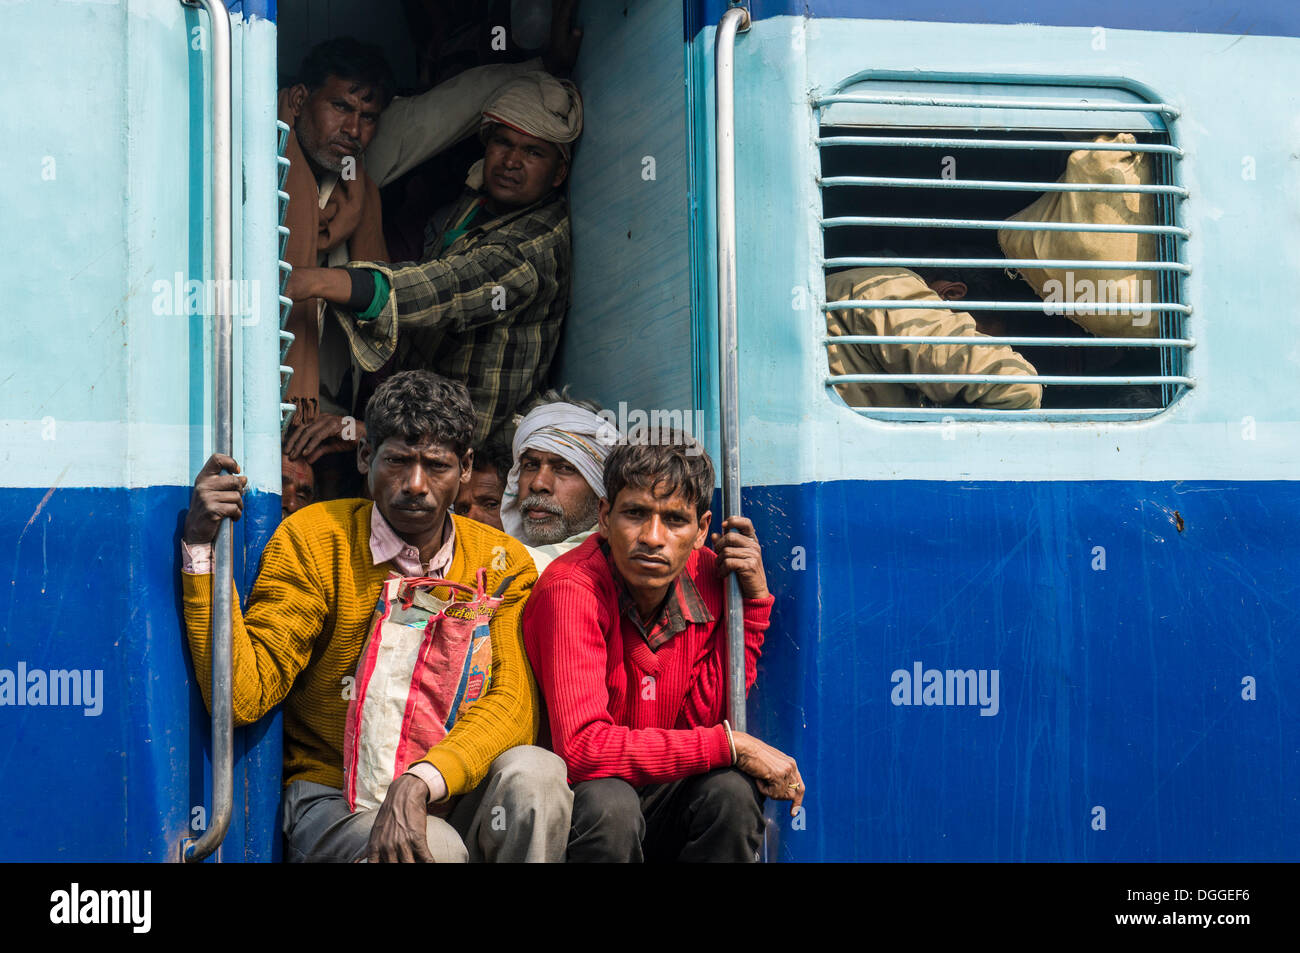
522 534 773 786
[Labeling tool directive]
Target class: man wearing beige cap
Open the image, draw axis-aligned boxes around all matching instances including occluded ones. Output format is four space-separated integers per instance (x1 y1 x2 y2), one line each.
288 71 584 448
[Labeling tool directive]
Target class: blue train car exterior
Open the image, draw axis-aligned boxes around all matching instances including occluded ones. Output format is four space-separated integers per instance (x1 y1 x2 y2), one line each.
0 0 283 860
567 0 1300 861
1 0 1296 861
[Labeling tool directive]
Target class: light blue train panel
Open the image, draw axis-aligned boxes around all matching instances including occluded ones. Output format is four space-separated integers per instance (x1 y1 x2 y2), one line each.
672 5 1300 860
3 0 1295 863
0 0 283 860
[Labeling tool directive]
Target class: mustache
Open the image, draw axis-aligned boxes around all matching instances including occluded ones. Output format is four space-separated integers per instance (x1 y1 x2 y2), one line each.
520 495 563 517
392 499 437 512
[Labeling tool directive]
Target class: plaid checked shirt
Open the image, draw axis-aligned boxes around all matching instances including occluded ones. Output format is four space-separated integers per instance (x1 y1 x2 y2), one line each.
599 539 715 651
336 188 572 445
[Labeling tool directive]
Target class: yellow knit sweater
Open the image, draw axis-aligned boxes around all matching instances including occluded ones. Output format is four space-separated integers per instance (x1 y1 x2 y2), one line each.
182 499 539 796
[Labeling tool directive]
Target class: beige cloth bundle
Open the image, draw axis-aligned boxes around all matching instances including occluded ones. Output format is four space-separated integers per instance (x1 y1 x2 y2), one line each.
825 267 1042 410
999 133 1159 338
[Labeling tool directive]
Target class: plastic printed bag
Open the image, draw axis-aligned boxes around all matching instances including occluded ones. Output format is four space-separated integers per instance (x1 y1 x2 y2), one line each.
343 568 510 812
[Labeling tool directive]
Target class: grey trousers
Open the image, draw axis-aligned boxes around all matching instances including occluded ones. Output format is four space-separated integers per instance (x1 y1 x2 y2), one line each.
568 767 765 862
282 746 573 863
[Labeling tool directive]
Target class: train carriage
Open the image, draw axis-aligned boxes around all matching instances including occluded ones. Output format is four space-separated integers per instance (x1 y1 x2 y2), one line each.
0 0 1296 861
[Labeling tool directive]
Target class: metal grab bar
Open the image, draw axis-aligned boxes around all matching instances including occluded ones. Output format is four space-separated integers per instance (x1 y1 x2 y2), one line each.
826 335 1195 348
821 216 1190 237
825 256 1190 272
814 93 1180 117
839 404 1167 420
829 373 1194 386
819 175 1188 196
824 299 1192 315
715 4 749 734
181 0 234 864
816 135 1184 156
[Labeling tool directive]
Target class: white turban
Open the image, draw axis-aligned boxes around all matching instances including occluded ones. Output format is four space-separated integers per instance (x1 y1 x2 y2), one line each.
500 402 613 541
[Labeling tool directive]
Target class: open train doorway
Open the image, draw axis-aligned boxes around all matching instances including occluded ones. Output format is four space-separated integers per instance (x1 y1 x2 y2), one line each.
273 1 703 434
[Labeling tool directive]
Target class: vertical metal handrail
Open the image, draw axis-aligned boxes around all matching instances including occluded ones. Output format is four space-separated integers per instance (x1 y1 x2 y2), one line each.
715 4 750 733
181 0 234 864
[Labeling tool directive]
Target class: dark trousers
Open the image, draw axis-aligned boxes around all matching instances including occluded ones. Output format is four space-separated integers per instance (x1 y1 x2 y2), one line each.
568 767 764 863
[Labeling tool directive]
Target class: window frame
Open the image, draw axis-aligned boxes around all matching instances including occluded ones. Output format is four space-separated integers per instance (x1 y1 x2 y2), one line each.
814 73 1193 424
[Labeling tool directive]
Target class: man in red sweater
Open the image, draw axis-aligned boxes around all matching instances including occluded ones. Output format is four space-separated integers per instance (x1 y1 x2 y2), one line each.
522 435 805 862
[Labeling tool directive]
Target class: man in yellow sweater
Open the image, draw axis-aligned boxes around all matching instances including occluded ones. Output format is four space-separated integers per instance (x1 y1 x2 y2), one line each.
181 370 571 862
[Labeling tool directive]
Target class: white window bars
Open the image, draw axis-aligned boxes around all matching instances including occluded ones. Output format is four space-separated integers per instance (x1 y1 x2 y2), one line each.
816 79 1192 422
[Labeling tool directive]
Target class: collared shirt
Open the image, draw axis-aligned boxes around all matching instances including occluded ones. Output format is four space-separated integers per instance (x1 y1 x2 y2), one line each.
337 188 572 446
369 505 457 578
521 533 773 788
181 504 457 578
598 539 715 652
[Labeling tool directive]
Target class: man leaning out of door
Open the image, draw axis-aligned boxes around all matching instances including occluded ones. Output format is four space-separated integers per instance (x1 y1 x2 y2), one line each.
180 370 570 862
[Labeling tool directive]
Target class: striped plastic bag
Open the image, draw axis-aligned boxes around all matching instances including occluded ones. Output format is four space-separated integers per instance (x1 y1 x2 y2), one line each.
343 568 508 812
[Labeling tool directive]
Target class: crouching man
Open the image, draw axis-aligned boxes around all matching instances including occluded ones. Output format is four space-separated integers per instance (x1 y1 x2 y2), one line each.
181 370 571 862
523 434 805 862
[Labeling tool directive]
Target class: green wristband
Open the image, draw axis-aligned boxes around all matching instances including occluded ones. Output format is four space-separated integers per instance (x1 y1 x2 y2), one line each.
357 270 391 322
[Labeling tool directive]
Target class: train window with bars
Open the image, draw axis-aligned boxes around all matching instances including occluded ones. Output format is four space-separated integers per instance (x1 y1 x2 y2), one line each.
815 78 1191 422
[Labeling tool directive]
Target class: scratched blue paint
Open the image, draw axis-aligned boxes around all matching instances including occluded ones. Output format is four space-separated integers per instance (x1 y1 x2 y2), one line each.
0 487 282 861
226 0 276 21
743 480 1300 861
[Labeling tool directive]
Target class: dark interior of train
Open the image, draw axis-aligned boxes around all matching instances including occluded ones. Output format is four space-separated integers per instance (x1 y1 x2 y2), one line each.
278 1 544 264
820 125 1172 409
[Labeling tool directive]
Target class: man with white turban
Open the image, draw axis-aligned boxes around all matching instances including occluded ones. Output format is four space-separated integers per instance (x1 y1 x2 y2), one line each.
291 70 585 447
501 392 612 573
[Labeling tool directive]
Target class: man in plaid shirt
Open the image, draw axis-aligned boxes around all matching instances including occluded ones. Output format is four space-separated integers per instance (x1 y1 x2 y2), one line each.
286 71 584 448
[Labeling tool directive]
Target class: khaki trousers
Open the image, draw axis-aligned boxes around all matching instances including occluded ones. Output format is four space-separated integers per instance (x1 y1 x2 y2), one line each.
282 746 572 863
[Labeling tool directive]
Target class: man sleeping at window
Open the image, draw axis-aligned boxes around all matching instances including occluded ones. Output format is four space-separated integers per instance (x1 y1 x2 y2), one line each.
824 255 1043 411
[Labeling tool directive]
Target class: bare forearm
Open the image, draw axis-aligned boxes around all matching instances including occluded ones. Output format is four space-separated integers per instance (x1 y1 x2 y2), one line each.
287 266 354 306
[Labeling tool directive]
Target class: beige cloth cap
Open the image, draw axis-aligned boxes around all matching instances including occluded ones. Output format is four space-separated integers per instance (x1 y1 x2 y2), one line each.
481 71 583 159
465 71 583 191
